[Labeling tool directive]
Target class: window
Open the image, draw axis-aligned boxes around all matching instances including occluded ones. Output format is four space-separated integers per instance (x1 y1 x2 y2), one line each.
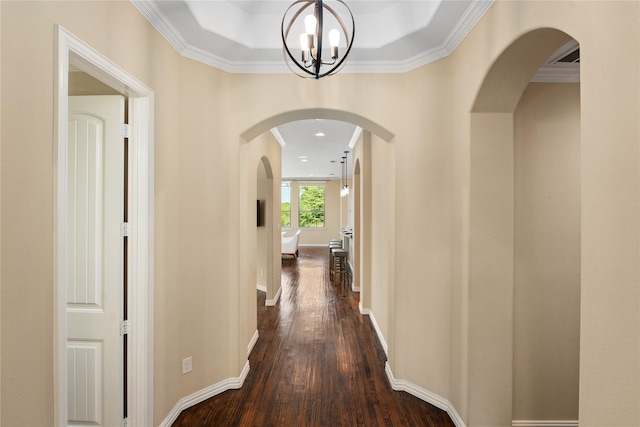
299 184 325 228
281 182 291 228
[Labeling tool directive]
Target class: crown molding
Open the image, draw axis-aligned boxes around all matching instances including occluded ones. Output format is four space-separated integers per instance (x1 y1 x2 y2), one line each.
531 64 580 83
348 127 363 149
512 421 578 427
270 128 287 147
131 0 189 52
132 0 495 75
445 0 494 52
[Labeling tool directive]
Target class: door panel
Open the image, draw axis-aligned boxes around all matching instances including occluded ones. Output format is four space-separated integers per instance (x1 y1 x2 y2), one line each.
67 114 103 310
67 95 125 427
68 341 102 423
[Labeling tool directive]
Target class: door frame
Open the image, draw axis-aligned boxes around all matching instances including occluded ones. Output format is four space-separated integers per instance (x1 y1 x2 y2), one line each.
54 26 154 426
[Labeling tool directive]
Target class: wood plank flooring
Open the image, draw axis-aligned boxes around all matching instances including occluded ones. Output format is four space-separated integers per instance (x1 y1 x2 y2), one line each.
172 247 454 426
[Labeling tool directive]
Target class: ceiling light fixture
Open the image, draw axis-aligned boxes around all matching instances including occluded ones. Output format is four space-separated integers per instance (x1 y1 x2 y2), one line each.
315 132 325 137
281 0 355 80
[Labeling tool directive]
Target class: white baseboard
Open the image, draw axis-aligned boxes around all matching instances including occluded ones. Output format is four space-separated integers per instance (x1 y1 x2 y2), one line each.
298 243 326 247
247 330 259 356
367 310 389 356
265 286 282 306
513 421 578 427
159 361 250 427
256 284 267 293
351 283 360 292
385 363 466 427
359 302 369 315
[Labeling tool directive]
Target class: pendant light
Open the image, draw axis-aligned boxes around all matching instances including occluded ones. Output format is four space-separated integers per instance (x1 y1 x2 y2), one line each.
281 0 355 79
341 150 350 197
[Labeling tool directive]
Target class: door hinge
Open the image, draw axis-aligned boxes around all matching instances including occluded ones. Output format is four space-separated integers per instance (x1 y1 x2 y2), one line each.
120 320 130 336
121 123 130 139
122 417 128 427
120 222 129 237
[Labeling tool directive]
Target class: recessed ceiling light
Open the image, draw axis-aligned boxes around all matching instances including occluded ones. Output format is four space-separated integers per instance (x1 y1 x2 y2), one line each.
301 159 308 162
315 132 325 137
298 155 307 159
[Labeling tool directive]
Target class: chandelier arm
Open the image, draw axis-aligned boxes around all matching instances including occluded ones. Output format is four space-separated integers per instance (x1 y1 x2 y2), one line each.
282 1 318 78
314 0 323 78
316 0 355 78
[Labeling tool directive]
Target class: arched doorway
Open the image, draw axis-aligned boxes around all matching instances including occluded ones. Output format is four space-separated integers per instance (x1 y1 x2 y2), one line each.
468 28 581 425
237 108 395 366
256 156 276 305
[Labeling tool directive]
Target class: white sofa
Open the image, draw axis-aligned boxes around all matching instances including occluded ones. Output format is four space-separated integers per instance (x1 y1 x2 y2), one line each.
281 230 301 259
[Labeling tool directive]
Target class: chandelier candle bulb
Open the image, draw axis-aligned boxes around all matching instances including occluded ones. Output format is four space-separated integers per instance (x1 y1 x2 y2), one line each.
329 29 340 58
304 14 317 36
300 34 310 62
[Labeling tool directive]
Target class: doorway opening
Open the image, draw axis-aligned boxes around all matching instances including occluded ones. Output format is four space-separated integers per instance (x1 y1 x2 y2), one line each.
238 108 395 371
54 26 154 426
467 29 581 425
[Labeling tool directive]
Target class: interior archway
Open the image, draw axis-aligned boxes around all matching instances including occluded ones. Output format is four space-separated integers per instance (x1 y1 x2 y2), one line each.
238 108 395 371
240 108 395 144
467 28 580 426
256 156 275 307
352 159 361 294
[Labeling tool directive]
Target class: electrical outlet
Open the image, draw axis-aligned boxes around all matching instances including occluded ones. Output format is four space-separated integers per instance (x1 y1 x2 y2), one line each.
182 356 192 374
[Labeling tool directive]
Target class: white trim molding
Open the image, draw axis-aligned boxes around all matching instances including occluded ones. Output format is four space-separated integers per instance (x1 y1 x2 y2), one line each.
531 64 580 83
385 363 465 427
55 25 154 427
132 0 494 74
359 303 369 315
265 286 282 307
366 311 388 356
256 284 267 293
513 421 579 427
270 127 287 147
247 330 259 356
159 361 251 427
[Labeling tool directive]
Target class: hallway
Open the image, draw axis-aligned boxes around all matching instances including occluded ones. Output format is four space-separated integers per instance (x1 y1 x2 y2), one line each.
173 247 454 426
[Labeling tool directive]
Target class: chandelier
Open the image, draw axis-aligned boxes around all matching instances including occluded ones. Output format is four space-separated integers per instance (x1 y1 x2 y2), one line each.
281 0 355 79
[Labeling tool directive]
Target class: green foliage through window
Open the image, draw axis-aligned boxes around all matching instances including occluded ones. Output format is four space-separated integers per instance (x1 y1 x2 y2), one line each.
299 185 325 228
281 183 291 228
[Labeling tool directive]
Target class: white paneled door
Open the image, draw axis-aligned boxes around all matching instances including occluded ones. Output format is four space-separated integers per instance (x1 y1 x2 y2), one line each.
67 96 125 427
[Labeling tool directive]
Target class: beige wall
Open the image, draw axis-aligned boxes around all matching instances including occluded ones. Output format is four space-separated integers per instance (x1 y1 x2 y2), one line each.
1 1 237 423
513 83 581 420
1 1 640 426
394 54 453 399
448 2 639 424
369 133 394 346
352 132 372 309
240 131 282 355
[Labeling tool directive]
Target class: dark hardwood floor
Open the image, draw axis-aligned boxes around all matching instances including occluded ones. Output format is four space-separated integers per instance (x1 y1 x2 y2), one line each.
172 247 454 426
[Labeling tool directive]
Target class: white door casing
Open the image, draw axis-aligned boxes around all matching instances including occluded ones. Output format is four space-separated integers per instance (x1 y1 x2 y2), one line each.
67 95 125 426
55 26 154 426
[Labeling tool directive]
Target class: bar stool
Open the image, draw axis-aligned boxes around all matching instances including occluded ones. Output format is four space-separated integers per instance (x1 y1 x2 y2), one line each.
331 247 349 285
328 240 342 274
